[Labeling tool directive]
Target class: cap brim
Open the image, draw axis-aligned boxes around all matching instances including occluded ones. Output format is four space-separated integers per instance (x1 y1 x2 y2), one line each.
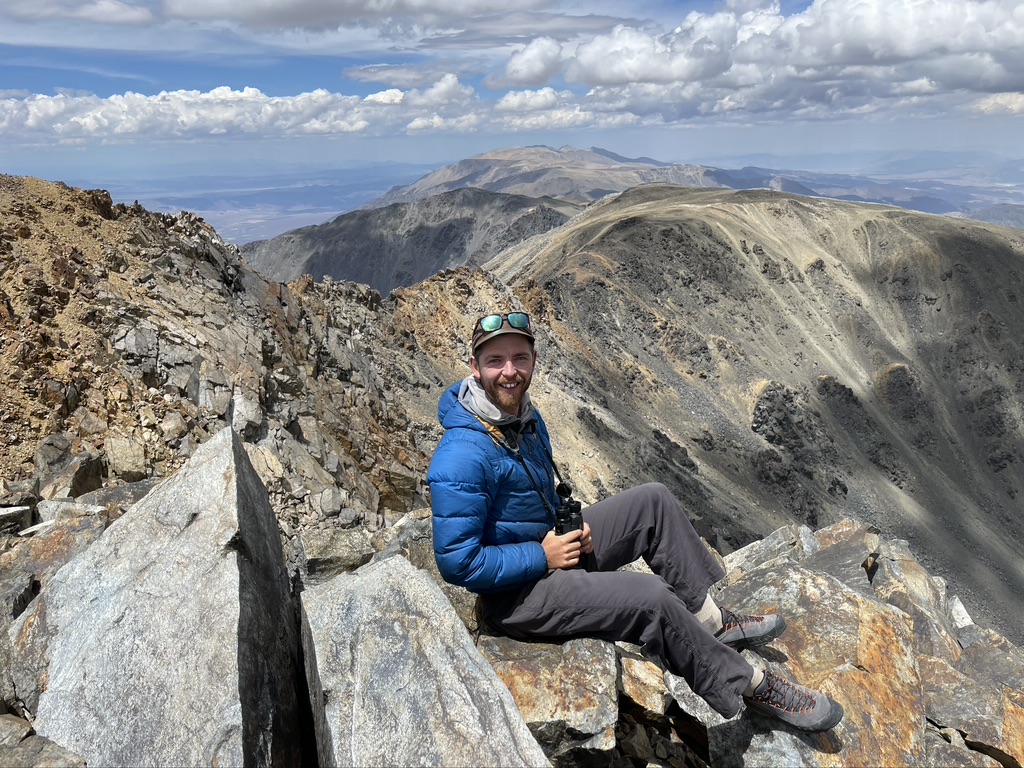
472 327 535 354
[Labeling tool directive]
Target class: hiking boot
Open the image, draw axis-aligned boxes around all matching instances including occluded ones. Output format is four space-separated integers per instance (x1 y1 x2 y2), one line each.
714 607 787 649
744 669 844 732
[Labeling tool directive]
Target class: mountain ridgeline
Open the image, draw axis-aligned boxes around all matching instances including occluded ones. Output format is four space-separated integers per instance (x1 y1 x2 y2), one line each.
241 186 580 294
7 170 1024 642
241 145 1024 296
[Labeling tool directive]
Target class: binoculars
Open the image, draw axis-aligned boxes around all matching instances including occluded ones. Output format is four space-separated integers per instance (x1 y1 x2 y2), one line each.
554 498 583 535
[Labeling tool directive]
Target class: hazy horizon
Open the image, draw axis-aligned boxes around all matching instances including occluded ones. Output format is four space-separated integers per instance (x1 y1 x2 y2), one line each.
23 143 1018 245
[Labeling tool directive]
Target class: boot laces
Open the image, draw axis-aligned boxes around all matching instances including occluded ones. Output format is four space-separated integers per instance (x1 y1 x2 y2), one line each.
755 670 816 714
721 607 762 631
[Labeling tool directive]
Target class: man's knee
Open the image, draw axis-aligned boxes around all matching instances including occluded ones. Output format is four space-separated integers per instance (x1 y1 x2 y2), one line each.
634 482 681 519
630 481 672 506
623 571 681 610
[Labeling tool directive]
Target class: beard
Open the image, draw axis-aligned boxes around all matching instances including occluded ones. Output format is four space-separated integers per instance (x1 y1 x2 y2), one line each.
483 374 529 416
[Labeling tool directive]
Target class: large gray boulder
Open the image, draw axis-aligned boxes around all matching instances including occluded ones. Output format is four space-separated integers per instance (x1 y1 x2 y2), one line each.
300 553 550 767
8 427 300 767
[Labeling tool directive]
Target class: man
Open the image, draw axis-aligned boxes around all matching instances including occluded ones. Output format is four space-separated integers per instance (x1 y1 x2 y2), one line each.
427 311 843 732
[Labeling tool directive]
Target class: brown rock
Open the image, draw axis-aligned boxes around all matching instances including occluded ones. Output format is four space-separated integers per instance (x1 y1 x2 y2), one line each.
477 634 619 759
921 655 1024 767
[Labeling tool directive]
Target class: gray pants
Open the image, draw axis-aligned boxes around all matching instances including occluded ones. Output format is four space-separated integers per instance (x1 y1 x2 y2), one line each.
481 482 754 717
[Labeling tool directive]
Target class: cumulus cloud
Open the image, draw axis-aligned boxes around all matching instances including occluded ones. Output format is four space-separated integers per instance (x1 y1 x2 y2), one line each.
0 75 488 144
2 0 1023 151
363 89 405 105
555 0 1024 123
1 87 384 141
495 87 568 112
974 92 1024 114
492 37 564 88
406 111 482 132
779 0 1024 65
498 106 592 131
405 74 475 108
568 25 713 85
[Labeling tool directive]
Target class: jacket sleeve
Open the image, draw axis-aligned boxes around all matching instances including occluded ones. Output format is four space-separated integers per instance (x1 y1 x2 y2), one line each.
428 435 549 593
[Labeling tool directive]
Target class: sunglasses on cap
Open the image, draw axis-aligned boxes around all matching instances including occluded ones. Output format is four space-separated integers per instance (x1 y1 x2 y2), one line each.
475 312 532 333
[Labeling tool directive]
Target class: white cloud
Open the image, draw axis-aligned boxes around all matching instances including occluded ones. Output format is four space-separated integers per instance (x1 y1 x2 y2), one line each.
495 87 570 112
569 26 704 86
406 111 482 132
550 0 1024 123
785 0 1024 64
1 87 387 141
0 76 486 143
890 78 938 96
974 92 1024 114
582 82 705 121
500 108 590 130
364 89 405 105
496 37 564 88
74 1 155 25
2 0 1023 156
405 74 475 108
347 65 449 89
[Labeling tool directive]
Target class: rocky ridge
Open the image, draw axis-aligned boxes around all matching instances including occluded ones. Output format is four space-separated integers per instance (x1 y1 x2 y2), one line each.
4 426 1022 767
241 186 580 294
0 175 424 548
1 175 1023 766
478 184 1024 643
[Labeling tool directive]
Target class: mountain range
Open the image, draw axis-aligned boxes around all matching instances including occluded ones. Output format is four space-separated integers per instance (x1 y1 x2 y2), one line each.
240 145 1024 295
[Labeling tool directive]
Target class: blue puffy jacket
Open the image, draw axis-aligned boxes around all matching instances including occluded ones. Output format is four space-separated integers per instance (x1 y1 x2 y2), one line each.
427 381 558 594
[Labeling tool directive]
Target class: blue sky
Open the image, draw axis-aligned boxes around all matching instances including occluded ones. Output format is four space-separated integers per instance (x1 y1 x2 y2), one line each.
2 0 1023 234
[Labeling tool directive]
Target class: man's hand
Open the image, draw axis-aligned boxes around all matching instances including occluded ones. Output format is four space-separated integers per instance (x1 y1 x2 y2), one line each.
579 522 593 555
542 523 593 569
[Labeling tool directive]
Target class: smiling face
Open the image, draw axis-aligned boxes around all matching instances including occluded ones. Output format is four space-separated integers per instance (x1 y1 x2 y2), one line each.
471 333 537 417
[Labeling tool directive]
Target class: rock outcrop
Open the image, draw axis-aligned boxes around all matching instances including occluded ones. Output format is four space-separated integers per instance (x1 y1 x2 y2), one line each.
8 427 300 767
0 176 427 572
694 520 1024 766
301 554 549 767
4 420 1020 767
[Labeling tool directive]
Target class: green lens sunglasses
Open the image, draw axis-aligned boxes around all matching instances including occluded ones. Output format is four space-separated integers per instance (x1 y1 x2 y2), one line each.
476 312 531 333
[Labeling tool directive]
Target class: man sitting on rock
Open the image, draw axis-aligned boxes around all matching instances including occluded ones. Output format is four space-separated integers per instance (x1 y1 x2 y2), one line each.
427 310 844 733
